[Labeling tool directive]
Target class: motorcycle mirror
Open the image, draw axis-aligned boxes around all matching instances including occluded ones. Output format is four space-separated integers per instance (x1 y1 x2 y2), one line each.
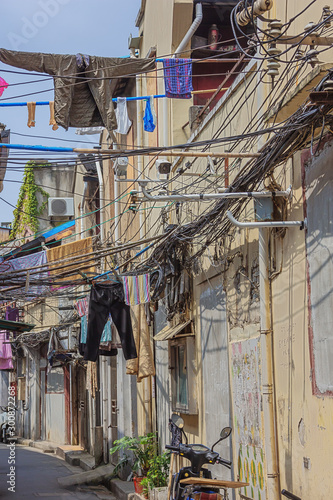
171 413 184 429
220 427 232 440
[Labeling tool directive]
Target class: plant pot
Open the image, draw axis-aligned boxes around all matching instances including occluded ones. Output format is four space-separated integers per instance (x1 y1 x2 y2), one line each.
133 476 146 495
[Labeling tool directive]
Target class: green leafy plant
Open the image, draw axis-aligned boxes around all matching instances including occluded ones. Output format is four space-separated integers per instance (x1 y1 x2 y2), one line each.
11 161 49 239
110 432 157 477
145 452 170 493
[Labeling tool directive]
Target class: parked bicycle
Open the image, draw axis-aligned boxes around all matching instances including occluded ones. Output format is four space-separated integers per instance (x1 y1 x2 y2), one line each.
166 414 249 500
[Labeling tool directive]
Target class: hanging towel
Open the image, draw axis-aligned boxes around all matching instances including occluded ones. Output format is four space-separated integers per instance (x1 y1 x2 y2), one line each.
0 77 8 97
122 273 150 306
143 96 157 132
126 304 155 382
75 296 89 317
27 101 36 127
115 97 132 135
49 101 58 131
163 59 193 99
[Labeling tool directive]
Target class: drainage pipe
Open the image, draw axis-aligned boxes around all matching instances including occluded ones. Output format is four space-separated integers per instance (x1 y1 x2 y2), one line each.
258 227 280 500
96 156 104 272
136 72 145 249
80 181 87 238
174 3 203 57
227 209 302 500
226 210 305 229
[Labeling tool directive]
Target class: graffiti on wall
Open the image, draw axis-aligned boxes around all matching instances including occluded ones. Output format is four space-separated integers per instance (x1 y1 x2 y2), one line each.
231 337 266 500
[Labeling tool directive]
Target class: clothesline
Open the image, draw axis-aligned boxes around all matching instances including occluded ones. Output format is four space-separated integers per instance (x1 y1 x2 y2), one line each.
0 88 226 107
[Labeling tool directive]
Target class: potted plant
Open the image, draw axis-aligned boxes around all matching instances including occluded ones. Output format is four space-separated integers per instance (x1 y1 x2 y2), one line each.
110 432 157 494
140 452 170 500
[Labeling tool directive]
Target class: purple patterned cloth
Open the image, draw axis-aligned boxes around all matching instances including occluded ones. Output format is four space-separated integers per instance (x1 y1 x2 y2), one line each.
163 59 193 99
0 250 47 298
0 331 13 370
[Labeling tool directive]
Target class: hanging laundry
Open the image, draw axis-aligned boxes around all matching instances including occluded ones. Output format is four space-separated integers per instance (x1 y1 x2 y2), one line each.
0 250 47 298
49 101 58 131
126 304 155 382
86 361 98 398
0 49 155 132
27 101 36 127
0 76 8 97
47 236 95 286
115 97 132 135
75 296 89 318
0 331 13 370
122 273 150 306
143 96 157 132
80 314 112 344
84 282 137 362
163 59 193 99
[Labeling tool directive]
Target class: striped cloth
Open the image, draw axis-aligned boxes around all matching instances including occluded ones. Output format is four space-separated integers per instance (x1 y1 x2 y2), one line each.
162 59 193 99
75 296 89 317
122 274 150 306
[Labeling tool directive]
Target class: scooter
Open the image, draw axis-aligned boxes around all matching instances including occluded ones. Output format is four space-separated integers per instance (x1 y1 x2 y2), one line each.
166 414 249 500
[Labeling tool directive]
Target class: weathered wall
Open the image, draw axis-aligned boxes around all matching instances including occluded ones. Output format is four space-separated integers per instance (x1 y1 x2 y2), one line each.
270 143 333 499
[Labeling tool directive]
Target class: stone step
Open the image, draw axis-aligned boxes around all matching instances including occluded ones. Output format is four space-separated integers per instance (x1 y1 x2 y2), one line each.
57 464 115 488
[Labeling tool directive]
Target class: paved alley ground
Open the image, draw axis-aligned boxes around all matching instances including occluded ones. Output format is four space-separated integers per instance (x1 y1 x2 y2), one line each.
0 443 114 500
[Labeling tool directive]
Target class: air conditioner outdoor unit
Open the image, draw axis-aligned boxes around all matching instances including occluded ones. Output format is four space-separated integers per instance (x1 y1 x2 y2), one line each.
48 197 74 217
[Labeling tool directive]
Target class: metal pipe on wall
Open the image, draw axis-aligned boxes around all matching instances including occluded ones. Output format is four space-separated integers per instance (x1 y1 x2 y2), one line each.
174 3 203 57
259 228 280 500
80 181 87 238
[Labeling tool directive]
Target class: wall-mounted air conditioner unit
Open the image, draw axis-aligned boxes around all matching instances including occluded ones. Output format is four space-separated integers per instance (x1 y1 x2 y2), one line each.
48 197 74 217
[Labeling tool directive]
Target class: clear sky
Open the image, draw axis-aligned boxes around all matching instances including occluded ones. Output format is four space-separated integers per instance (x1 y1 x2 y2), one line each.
0 0 141 223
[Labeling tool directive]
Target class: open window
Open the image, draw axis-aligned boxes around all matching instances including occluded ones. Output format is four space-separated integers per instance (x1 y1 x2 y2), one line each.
154 320 198 415
190 1 254 113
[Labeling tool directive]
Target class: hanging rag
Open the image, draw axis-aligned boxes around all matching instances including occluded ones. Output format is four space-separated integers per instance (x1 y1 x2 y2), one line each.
115 97 132 135
0 49 155 132
0 76 8 97
0 331 13 370
143 96 157 132
126 304 155 382
86 361 98 398
49 101 58 130
163 59 193 99
122 273 150 306
27 101 36 127
169 419 183 446
84 283 137 362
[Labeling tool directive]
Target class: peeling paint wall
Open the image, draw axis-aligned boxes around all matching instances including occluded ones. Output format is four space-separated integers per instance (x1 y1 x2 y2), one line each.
231 338 266 500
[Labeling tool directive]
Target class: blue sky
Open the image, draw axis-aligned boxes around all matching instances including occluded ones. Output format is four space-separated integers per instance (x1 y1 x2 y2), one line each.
0 0 140 223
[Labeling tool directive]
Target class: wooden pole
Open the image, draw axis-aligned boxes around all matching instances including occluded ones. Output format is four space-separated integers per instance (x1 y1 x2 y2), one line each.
74 148 259 158
167 453 175 500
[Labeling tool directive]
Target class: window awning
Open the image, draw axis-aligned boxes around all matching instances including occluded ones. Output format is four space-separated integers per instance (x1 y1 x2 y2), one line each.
0 319 35 333
154 320 192 341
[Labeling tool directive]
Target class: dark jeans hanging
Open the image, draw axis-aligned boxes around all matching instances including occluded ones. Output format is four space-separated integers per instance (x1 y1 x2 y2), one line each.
84 283 137 362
